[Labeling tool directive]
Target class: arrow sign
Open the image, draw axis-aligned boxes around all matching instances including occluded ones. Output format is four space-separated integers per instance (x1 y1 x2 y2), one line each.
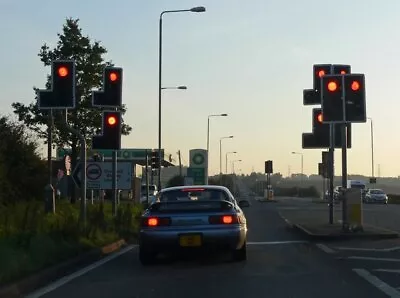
72 162 82 188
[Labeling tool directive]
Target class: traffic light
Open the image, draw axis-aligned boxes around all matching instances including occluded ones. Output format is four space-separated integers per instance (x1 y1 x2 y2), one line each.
265 160 273 174
38 60 76 109
344 74 366 122
92 111 122 150
151 150 159 169
303 89 319 105
313 64 332 92
321 74 345 123
332 64 351 75
302 108 352 149
92 67 123 107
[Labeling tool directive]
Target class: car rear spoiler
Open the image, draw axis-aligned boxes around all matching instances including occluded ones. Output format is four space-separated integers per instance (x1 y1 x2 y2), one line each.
148 200 234 213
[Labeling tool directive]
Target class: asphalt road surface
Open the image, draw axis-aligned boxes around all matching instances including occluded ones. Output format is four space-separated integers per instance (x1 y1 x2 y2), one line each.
27 197 390 298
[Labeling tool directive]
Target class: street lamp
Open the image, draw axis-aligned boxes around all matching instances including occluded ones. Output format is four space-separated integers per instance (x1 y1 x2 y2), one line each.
158 6 206 190
206 113 228 183
161 85 187 90
368 117 375 179
291 151 304 184
225 151 237 174
219 136 234 178
232 159 242 174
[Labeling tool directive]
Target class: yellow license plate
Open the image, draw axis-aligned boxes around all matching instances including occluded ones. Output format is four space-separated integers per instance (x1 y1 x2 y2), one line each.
179 234 202 247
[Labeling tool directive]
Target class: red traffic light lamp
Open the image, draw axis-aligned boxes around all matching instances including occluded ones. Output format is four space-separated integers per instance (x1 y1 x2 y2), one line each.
109 72 119 82
351 81 360 91
57 66 69 77
317 112 323 123
107 115 117 126
327 81 338 92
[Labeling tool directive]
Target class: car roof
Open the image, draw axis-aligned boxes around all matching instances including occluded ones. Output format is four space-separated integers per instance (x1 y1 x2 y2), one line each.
160 185 230 193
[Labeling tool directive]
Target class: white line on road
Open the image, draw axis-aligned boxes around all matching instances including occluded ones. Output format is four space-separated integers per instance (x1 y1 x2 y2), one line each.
247 240 308 245
353 268 400 297
316 243 336 254
26 244 137 298
341 256 400 262
335 246 400 252
373 269 400 274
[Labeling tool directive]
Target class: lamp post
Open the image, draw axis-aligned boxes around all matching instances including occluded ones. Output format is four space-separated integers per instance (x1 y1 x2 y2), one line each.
368 117 375 179
158 6 206 190
206 113 228 183
219 136 234 180
225 151 237 174
232 159 242 174
291 151 304 185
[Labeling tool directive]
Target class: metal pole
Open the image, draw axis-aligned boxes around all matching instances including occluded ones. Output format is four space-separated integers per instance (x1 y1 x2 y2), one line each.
370 119 375 178
63 110 86 225
301 154 304 187
145 150 149 205
206 117 210 184
329 124 335 224
44 109 55 214
157 16 163 191
225 153 228 174
219 139 222 179
341 124 348 231
112 150 117 216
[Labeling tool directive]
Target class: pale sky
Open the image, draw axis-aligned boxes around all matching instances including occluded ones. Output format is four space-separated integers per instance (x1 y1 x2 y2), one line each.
1 0 399 177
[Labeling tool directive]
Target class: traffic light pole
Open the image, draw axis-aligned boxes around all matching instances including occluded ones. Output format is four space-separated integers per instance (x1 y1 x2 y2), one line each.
145 150 150 205
63 110 86 226
44 109 55 214
341 124 348 231
112 150 118 216
328 124 335 224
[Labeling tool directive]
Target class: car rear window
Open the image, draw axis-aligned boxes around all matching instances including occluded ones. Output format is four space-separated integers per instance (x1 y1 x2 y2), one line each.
159 188 230 202
371 189 384 194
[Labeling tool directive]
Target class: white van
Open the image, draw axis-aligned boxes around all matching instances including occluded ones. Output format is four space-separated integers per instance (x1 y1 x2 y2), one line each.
347 180 366 190
140 184 158 203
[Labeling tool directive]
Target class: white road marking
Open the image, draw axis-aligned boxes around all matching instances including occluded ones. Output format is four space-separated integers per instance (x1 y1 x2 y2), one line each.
316 243 336 254
335 246 400 252
373 269 400 274
26 244 137 298
340 256 400 262
247 240 307 245
352 268 400 297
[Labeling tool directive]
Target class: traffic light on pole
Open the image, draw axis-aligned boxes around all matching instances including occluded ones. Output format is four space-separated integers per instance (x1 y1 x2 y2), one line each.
332 64 351 75
92 67 123 107
38 60 76 109
151 150 159 169
265 160 273 174
313 64 332 92
321 74 345 123
92 111 122 150
344 74 366 123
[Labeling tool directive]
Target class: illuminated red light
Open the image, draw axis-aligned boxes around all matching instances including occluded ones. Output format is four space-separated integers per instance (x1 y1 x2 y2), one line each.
318 70 325 77
58 66 68 77
340 70 346 74
351 81 360 91
107 116 117 126
327 81 338 92
317 113 323 123
109 72 118 82
222 215 233 224
148 218 158 226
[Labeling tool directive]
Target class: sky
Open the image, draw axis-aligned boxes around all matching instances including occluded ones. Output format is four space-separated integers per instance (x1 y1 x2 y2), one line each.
0 0 399 177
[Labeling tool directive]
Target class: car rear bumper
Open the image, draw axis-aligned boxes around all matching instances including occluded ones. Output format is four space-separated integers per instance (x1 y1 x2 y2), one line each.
139 225 246 251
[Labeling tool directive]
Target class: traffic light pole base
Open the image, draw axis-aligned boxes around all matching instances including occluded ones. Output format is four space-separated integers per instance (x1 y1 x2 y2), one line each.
44 184 55 214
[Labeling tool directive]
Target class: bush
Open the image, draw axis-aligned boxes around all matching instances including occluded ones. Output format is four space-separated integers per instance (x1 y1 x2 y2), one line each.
388 194 400 204
166 175 185 187
0 200 142 285
269 186 320 198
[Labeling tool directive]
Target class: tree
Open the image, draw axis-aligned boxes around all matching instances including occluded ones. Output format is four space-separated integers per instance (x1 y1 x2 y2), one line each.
12 18 132 202
0 116 47 203
166 175 185 187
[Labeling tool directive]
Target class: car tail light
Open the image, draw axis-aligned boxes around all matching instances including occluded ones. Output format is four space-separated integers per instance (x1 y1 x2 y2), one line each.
209 214 240 225
142 216 171 227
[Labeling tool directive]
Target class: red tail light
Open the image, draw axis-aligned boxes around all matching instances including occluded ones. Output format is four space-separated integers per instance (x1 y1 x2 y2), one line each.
209 214 240 225
142 216 171 227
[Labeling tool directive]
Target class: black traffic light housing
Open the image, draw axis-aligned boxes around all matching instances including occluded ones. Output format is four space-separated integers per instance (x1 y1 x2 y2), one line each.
344 74 366 123
38 60 76 109
302 108 352 149
332 64 351 75
313 64 332 92
151 150 160 169
92 67 123 107
265 160 273 174
92 111 122 150
321 74 345 123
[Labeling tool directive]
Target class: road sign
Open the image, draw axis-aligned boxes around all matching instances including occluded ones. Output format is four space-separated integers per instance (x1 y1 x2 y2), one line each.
72 162 82 188
189 149 207 168
73 161 132 189
187 168 206 185
57 148 164 161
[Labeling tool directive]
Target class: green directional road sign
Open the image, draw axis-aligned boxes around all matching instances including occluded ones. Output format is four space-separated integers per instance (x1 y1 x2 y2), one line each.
187 167 206 185
57 148 164 160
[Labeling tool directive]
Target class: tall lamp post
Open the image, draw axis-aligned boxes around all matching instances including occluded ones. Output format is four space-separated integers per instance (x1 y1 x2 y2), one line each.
158 6 206 190
225 151 237 174
206 113 228 183
368 117 375 179
232 159 242 174
291 151 304 186
219 136 234 179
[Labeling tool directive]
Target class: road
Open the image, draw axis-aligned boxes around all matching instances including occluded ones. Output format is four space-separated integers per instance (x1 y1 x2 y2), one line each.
26 196 392 298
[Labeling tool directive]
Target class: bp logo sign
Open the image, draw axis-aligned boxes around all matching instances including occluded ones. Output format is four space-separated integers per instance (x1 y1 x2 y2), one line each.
192 153 205 166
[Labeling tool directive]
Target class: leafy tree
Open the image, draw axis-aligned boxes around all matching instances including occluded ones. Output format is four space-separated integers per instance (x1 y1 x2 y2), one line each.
166 175 185 187
12 18 132 202
0 116 47 203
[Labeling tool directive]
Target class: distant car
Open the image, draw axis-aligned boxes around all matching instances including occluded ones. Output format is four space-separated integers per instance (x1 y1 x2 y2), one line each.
138 185 249 265
364 189 388 204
